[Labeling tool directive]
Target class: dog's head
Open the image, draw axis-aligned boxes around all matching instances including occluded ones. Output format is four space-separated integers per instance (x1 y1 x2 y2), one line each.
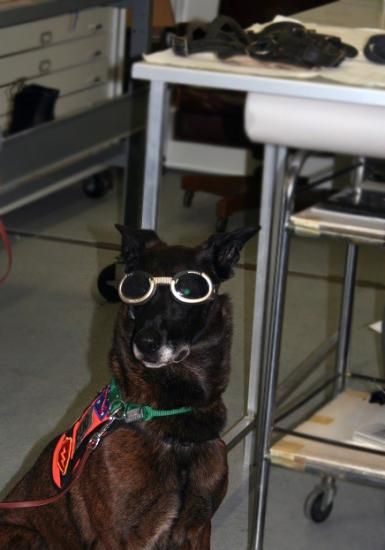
112 227 256 407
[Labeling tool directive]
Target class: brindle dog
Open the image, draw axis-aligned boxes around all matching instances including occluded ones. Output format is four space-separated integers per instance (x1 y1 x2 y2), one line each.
0 226 256 549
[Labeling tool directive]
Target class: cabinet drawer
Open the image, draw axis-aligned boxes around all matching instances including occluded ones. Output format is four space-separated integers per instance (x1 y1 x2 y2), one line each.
0 85 109 133
0 60 110 116
55 85 109 118
0 33 110 87
0 7 114 57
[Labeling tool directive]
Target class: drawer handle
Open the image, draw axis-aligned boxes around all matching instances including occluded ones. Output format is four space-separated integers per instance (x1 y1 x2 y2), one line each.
89 23 103 32
90 76 102 84
39 59 52 74
40 31 53 46
93 50 102 58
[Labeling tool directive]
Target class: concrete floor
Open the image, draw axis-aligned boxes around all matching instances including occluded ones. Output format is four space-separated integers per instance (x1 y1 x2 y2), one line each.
1 169 385 549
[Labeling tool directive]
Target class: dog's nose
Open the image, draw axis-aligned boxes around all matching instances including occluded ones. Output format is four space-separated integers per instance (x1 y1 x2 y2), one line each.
134 328 162 355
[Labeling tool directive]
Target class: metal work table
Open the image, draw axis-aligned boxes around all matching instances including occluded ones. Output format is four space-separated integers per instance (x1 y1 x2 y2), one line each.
132 1 385 547
0 0 152 226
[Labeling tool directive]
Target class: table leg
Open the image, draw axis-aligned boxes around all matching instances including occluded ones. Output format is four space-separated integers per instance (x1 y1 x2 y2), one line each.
123 129 145 228
246 144 293 550
245 144 286 464
141 80 168 229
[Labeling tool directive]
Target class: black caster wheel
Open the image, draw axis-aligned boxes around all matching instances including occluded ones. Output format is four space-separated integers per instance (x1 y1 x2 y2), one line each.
215 217 228 233
97 263 120 302
183 190 195 207
304 489 334 523
83 171 113 199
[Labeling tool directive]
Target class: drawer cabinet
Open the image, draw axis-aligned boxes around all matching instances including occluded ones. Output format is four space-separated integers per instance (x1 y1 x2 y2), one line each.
0 8 114 56
0 34 110 87
0 0 150 219
0 7 125 132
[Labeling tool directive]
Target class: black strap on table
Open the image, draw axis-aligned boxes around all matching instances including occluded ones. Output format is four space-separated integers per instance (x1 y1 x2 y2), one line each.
364 34 385 64
172 16 249 58
247 21 357 68
171 17 358 69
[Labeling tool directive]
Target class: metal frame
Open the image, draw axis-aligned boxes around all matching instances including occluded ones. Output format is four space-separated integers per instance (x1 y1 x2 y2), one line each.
248 150 385 549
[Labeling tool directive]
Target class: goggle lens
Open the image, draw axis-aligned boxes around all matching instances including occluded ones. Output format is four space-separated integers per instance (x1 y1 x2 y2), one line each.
173 272 211 301
120 271 153 301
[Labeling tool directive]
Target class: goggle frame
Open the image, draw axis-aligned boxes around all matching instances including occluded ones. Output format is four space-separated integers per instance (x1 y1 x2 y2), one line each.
118 270 215 305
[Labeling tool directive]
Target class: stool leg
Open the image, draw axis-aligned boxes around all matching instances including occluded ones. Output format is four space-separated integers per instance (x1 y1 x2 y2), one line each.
335 242 358 395
249 150 306 550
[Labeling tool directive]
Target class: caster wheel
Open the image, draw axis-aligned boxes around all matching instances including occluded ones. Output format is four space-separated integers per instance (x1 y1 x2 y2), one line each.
97 263 120 302
83 171 113 199
216 217 228 233
304 490 333 523
183 190 195 207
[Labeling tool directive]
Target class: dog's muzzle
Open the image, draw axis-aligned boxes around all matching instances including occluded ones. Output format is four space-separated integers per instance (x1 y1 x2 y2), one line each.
133 327 190 368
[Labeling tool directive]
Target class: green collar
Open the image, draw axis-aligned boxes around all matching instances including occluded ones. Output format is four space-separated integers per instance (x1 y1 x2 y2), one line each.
108 378 193 423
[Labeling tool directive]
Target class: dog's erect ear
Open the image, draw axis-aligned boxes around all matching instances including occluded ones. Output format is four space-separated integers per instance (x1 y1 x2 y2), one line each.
115 225 163 270
199 226 258 281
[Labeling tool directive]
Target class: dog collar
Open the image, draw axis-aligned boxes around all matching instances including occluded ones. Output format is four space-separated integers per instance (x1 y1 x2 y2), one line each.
52 379 192 489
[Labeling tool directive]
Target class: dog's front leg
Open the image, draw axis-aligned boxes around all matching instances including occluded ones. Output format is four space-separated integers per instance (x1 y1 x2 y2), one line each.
186 521 211 550
0 524 47 549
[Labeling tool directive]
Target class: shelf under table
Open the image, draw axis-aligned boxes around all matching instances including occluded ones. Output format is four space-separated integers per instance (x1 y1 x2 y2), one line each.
271 389 385 484
289 185 385 246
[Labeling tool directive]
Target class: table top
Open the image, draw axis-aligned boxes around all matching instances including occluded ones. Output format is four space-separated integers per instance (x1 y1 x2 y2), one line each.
132 0 385 108
296 0 385 29
133 62 385 107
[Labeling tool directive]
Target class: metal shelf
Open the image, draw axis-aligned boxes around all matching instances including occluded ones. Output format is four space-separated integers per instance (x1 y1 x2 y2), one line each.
271 388 385 487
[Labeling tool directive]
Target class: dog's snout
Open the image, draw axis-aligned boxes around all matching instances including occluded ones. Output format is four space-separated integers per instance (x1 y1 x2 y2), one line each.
134 328 162 354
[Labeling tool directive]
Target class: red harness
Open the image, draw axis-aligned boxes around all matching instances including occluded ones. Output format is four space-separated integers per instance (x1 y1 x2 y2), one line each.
52 384 113 489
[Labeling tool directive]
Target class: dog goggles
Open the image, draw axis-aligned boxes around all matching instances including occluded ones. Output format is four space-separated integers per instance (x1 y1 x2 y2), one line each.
118 270 215 304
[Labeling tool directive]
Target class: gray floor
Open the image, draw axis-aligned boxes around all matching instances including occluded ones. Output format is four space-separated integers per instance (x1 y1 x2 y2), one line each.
1 170 385 549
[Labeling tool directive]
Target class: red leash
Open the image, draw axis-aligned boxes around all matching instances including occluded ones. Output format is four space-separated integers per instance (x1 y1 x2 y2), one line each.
0 391 120 510
0 439 95 509
0 219 12 283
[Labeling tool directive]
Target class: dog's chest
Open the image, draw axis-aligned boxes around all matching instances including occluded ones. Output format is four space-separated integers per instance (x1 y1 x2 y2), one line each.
67 429 227 549
106 426 225 495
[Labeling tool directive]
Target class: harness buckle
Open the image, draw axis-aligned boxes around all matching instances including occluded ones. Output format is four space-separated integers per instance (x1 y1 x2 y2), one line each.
123 408 144 424
89 432 102 450
171 35 189 56
88 417 116 450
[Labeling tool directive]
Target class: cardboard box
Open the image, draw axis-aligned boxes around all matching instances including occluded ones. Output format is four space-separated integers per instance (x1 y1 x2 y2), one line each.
127 0 174 29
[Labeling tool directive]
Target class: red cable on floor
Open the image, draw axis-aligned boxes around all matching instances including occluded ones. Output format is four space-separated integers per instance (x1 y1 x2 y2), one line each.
0 219 12 283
